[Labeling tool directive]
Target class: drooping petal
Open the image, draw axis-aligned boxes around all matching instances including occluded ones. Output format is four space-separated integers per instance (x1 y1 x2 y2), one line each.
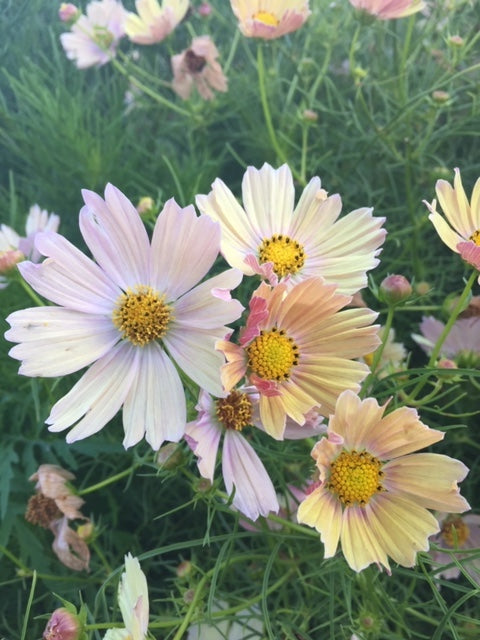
341 505 390 572
297 485 343 558
222 429 279 521
122 344 186 450
46 342 139 442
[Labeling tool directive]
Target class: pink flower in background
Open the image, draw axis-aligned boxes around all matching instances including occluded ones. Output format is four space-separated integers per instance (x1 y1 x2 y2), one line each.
0 204 59 288
60 0 127 69
125 0 189 45
59 3 81 23
229 0 311 39
424 168 480 277
413 316 480 363
430 513 480 581
217 278 380 440
6 185 243 450
297 390 470 573
196 163 386 294
43 607 82 640
171 36 228 101
186 388 279 520
348 0 425 20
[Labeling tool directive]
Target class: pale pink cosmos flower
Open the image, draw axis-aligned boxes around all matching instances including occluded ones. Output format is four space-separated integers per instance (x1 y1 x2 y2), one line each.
0 204 60 289
125 0 189 45
5 185 243 450
229 0 310 39
217 278 380 440
171 36 228 101
413 315 480 364
430 513 480 581
196 163 386 295
185 388 279 520
424 168 480 279
185 386 324 520
349 0 425 20
297 390 470 573
60 0 127 69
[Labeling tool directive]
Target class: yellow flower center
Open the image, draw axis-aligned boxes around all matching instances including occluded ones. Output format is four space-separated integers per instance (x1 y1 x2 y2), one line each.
469 230 480 246
328 450 384 507
112 285 173 346
258 234 306 278
363 352 374 367
440 516 470 547
253 10 280 26
92 25 114 49
216 391 253 431
246 328 299 381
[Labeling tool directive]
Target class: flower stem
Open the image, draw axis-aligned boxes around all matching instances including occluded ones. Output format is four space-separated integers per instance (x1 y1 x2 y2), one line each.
78 466 137 496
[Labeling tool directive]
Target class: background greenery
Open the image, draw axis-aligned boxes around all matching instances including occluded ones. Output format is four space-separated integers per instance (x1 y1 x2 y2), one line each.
1 0 479 638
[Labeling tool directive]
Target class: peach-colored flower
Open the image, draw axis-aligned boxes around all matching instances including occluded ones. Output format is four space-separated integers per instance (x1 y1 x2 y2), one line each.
125 0 188 44
29 464 86 521
349 0 425 20
229 0 310 39
171 36 228 101
217 279 380 440
424 168 480 278
51 516 91 572
297 390 470 573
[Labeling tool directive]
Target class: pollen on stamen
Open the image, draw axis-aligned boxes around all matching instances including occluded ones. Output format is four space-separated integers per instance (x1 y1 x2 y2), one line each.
253 10 280 27
246 327 300 381
258 234 306 278
216 391 253 431
112 285 173 347
469 230 480 246
328 450 385 508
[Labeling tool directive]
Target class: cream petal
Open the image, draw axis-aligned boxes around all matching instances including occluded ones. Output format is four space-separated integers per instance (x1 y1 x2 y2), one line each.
383 453 470 512
435 171 473 238
222 429 279 520
428 211 464 251
341 505 390 572
327 390 386 448
258 394 287 440
290 185 341 242
150 199 221 300
123 344 186 450
47 343 139 442
6 308 119 377
297 486 342 558
241 164 295 237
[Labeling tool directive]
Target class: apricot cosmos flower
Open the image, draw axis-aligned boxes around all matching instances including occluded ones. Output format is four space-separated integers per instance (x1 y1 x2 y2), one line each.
6 185 243 450
424 168 480 277
217 278 380 439
196 163 385 295
229 0 310 39
297 390 470 573
171 36 228 101
348 0 425 20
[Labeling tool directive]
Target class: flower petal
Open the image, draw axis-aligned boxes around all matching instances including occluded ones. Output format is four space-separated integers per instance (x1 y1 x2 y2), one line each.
297 485 342 558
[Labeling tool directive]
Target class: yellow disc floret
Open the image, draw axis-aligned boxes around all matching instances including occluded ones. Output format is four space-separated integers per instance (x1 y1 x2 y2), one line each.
246 327 299 381
440 515 470 547
112 285 172 347
328 450 384 507
258 234 306 278
469 230 480 246
253 10 280 27
216 391 253 431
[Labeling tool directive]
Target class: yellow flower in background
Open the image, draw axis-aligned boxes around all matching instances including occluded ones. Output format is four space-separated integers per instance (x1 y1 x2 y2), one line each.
125 0 189 44
297 390 470 573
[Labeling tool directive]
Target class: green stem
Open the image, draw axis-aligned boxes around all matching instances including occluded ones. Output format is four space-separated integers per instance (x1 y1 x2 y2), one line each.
20 571 37 640
78 466 136 496
408 269 478 402
17 276 45 306
0 545 30 573
257 44 300 180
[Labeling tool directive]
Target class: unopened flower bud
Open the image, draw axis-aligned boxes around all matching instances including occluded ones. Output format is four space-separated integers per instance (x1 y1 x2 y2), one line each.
77 521 94 541
43 608 81 640
432 90 450 104
448 35 464 47
183 588 195 604
415 281 431 296
58 3 80 23
380 275 412 304
176 560 192 578
302 109 318 122
0 249 24 274
156 442 183 469
438 358 457 369
198 2 212 16
136 196 155 216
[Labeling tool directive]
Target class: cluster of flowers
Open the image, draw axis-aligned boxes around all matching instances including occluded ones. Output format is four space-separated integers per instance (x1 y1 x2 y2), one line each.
57 0 427 101
5 163 480 583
